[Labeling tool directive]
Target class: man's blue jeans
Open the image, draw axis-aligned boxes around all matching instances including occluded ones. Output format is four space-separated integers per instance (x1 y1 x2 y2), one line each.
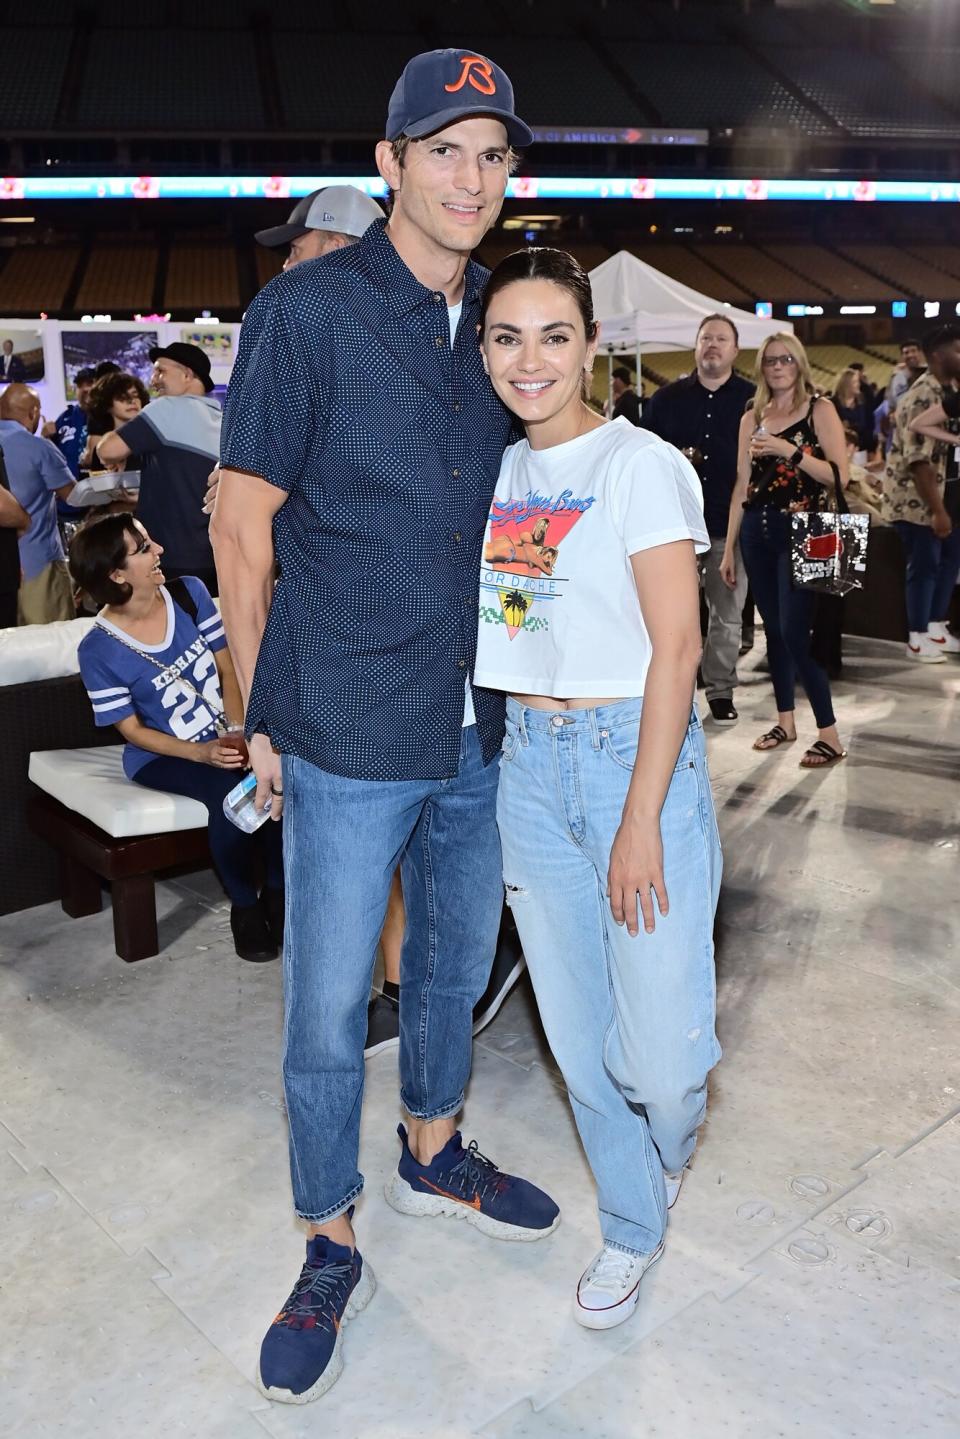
893 517 960 634
280 725 502 1222
497 699 722 1257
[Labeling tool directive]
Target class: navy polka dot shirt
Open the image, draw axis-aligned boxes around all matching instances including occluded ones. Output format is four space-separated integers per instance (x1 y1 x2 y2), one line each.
221 220 515 781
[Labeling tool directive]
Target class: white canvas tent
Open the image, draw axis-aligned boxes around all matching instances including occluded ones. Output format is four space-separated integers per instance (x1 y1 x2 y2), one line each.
589 249 792 354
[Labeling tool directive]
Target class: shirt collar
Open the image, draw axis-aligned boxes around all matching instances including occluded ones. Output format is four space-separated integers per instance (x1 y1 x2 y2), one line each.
361 218 486 318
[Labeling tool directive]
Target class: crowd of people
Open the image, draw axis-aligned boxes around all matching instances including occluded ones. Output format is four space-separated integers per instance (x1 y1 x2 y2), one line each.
2 40 959 1413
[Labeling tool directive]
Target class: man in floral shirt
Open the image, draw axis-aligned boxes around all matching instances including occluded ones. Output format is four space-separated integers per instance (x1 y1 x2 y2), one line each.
880 325 960 662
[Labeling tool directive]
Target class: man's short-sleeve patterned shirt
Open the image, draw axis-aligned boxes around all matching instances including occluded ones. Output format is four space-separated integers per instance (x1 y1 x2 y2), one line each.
221 219 514 781
880 371 947 525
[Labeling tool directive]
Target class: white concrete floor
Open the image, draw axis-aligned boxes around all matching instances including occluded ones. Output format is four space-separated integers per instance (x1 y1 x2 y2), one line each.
1 635 958 1439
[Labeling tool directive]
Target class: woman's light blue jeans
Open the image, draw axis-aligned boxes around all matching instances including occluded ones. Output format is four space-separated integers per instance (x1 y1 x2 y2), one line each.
497 698 722 1256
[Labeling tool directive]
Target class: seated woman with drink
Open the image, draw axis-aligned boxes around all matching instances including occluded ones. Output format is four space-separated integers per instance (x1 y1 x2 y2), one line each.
69 513 283 961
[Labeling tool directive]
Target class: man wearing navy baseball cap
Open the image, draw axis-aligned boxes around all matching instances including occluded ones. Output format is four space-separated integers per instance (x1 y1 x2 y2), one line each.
214 50 553 1405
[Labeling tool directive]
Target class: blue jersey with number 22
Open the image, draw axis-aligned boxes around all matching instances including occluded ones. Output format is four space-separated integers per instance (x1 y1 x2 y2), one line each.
78 575 227 779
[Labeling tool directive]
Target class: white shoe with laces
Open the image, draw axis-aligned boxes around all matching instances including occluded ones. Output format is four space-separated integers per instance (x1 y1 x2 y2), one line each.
574 1242 664 1330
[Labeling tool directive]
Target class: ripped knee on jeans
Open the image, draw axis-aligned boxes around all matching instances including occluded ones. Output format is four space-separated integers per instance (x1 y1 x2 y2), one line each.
503 881 529 904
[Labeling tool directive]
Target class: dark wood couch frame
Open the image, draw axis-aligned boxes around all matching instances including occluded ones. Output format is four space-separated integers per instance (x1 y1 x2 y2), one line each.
27 785 209 962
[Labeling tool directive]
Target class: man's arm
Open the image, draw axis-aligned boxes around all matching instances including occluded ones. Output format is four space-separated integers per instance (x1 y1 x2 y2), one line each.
0 486 29 534
38 435 78 505
95 432 132 466
209 468 287 705
911 459 951 537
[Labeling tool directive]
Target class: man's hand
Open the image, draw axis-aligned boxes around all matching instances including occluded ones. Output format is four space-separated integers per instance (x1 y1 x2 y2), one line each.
607 812 668 938
41 419 57 440
932 507 953 540
248 732 283 820
203 464 221 515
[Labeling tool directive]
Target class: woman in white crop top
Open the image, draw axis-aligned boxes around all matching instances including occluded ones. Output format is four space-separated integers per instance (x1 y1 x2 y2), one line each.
473 249 722 1330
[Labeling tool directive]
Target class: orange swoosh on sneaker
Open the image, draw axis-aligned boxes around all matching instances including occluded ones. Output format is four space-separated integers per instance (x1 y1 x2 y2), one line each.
420 1177 482 1210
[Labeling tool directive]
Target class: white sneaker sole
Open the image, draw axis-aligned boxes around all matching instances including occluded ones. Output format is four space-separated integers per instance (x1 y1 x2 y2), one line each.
384 1172 559 1242
257 1262 377 1405
906 647 946 664
363 1033 400 1060
574 1243 664 1331
472 956 526 1036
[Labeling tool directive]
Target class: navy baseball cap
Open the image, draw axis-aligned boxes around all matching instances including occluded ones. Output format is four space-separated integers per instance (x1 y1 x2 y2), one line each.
386 49 533 148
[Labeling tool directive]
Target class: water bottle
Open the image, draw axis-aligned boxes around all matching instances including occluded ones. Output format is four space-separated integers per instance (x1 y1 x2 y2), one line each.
223 772 274 833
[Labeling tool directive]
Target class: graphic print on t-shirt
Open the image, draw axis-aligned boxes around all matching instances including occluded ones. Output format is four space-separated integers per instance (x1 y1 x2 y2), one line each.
480 487 594 638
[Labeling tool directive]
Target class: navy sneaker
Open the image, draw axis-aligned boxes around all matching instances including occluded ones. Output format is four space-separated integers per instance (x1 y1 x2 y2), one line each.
258 1214 376 1404
384 1123 560 1242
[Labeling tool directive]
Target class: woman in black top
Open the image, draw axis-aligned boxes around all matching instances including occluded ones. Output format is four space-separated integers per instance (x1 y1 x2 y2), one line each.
720 333 850 768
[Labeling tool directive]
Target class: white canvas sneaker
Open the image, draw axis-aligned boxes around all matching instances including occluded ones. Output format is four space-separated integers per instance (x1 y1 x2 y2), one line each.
906 632 947 663
926 622 960 654
574 1242 664 1330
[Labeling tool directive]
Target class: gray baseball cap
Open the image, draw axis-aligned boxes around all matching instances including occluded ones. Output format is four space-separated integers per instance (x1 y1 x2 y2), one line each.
254 185 384 248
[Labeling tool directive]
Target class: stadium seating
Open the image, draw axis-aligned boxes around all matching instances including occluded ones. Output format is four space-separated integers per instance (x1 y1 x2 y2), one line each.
0 28 72 130
768 47 960 139
692 244 832 303
0 249 79 314
74 31 265 130
834 245 960 299
254 247 284 291
274 34 427 133
76 246 158 313
771 245 901 302
165 246 241 311
628 246 752 305
617 41 832 134
436 37 638 127
903 246 960 284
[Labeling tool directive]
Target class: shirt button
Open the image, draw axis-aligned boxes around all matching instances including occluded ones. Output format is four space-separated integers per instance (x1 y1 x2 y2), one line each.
434 293 443 302
452 403 461 412
458 660 466 669
435 336 445 347
452 468 460 477
453 532 462 543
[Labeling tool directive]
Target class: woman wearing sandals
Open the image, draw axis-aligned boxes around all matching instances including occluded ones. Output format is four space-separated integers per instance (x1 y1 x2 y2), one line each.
720 332 850 769
473 248 722 1330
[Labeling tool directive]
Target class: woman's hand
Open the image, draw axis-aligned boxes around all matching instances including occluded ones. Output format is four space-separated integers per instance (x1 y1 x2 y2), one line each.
749 434 794 461
719 548 738 589
607 812 668 937
194 738 247 769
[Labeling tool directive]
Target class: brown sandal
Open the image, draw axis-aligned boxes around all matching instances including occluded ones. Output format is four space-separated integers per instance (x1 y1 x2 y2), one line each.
753 725 797 752
799 740 847 769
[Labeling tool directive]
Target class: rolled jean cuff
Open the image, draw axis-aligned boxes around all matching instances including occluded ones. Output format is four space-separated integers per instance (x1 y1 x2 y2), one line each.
400 1090 464 1123
294 1179 363 1225
603 1236 663 1259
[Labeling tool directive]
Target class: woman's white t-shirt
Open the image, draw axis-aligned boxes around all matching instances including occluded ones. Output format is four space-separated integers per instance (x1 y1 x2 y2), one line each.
472 417 709 698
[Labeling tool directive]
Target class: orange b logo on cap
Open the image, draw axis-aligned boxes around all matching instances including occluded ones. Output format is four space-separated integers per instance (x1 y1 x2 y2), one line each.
445 56 497 96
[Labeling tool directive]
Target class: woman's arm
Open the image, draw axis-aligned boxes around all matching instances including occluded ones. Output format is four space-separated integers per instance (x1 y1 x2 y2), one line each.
113 714 243 768
907 401 957 448
607 538 701 938
213 645 245 726
751 397 849 491
720 411 755 587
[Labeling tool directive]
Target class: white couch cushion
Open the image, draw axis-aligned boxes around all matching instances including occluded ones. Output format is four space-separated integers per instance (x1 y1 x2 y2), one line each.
0 616 95 686
29 747 208 838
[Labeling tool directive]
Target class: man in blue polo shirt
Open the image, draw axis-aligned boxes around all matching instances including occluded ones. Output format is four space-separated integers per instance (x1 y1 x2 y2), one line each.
97 342 221 593
213 50 559 1404
0 383 76 623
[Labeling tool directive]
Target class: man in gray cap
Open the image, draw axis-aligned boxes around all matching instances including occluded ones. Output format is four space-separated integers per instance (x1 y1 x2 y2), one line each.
254 184 384 272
